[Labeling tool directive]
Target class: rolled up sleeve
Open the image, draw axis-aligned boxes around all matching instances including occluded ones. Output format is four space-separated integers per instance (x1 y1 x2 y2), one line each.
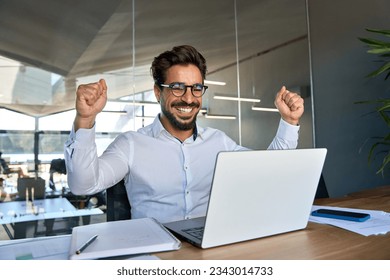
64 126 101 195
267 119 300 150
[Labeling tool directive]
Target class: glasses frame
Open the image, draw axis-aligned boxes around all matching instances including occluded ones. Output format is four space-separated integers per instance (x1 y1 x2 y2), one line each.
159 82 208 97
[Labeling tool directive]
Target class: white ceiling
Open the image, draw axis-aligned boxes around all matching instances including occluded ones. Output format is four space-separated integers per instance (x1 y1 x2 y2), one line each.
0 0 307 116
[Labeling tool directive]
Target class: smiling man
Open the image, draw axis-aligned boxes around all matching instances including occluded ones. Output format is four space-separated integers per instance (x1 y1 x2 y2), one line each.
64 45 304 223
155 64 204 141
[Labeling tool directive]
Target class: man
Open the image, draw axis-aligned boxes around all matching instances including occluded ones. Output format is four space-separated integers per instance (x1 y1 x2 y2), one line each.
0 151 25 178
0 151 10 175
64 45 304 223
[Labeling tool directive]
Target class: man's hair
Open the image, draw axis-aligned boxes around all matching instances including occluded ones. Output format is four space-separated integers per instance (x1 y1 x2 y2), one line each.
151 45 207 86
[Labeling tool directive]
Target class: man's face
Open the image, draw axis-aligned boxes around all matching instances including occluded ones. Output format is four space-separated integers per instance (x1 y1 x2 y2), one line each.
155 64 203 131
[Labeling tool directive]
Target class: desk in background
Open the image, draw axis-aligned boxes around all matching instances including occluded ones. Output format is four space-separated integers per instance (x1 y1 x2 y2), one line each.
0 197 102 239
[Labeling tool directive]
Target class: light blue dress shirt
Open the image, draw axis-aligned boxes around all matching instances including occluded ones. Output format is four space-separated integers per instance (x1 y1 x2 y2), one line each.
65 116 299 223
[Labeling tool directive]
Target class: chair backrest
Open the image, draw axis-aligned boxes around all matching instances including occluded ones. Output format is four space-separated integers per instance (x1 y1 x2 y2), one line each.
49 158 67 190
315 174 329 199
106 179 131 221
17 177 46 200
49 158 67 174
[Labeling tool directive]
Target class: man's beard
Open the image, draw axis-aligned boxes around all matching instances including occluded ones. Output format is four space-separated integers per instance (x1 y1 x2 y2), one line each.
161 103 198 131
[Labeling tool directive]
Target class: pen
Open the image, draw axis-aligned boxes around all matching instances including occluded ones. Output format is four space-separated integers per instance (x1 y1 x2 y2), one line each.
76 234 98 255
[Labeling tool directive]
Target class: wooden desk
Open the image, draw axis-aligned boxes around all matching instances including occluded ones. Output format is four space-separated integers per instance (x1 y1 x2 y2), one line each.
156 186 390 260
0 186 388 260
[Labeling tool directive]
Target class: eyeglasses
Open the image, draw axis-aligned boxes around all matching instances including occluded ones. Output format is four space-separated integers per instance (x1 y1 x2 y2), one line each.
159 82 208 97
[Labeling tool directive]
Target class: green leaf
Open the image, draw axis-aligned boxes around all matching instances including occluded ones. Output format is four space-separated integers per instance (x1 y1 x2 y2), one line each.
377 102 390 111
359 27 390 176
365 28 390 37
377 153 390 175
379 111 390 126
368 142 382 162
367 61 390 78
367 47 390 54
358 37 390 47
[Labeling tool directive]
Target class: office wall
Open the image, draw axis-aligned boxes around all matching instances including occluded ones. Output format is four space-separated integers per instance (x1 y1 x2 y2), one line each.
196 0 312 150
200 38 312 150
308 0 390 197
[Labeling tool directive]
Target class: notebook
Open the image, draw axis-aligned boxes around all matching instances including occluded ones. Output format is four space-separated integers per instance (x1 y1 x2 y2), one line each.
163 148 327 249
69 218 181 260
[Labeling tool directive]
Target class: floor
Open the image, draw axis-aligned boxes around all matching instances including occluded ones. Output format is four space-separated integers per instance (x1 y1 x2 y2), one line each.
0 211 107 240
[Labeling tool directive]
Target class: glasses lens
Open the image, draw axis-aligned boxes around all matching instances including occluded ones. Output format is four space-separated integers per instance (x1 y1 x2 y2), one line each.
170 82 185 96
192 84 205 97
165 82 206 97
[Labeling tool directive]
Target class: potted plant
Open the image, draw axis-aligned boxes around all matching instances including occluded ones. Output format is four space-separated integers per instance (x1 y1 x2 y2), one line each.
358 28 390 176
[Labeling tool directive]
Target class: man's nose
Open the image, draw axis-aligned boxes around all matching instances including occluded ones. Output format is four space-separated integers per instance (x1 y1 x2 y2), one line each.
181 87 195 103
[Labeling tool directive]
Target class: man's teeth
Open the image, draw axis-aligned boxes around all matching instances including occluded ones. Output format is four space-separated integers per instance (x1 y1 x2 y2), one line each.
177 107 192 113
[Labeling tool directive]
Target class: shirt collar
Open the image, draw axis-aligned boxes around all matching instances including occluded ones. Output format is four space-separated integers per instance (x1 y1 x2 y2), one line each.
151 114 204 141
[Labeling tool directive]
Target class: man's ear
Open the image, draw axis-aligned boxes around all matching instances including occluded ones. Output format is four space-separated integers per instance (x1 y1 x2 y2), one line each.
154 85 161 103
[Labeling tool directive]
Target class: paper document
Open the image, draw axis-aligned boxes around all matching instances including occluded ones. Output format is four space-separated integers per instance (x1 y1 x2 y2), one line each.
309 205 390 236
69 217 181 260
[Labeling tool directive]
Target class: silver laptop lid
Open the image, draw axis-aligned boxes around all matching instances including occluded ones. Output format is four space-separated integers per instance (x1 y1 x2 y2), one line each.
201 148 327 248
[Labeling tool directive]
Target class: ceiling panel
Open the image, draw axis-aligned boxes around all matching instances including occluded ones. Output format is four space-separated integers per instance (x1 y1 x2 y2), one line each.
0 0 307 116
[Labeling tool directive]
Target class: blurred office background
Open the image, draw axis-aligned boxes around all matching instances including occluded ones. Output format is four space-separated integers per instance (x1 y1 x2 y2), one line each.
0 0 389 202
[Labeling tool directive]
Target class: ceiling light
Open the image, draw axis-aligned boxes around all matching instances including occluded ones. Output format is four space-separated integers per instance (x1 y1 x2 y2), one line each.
251 106 279 112
135 115 156 119
127 101 159 106
198 108 236 120
213 95 261 103
204 114 236 120
204 80 226 86
102 110 157 118
102 110 127 114
108 99 159 106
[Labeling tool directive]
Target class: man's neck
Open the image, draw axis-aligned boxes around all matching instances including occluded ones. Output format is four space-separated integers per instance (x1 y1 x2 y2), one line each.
159 115 195 142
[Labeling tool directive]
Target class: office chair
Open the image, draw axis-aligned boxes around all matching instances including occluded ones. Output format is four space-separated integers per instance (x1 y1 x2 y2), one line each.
315 174 329 199
49 158 67 191
16 177 46 200
13 177 46 238
106 179 131 221
49 158 105 204
15 176 73 237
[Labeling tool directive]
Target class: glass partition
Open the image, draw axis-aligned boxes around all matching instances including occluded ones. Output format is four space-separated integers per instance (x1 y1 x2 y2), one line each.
235 0 313 148
0 0 312 181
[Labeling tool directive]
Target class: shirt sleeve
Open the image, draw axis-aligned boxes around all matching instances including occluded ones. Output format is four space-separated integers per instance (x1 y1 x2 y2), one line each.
267 118 300 150
64 125 129 195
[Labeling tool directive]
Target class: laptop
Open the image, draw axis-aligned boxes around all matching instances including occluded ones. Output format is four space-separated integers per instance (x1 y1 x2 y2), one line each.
163 148 327 248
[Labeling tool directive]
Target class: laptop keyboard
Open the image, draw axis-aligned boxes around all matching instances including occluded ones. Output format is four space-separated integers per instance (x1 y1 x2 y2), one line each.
182 226 204 240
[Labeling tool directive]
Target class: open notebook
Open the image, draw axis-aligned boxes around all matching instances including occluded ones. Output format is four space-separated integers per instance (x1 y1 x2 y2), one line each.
69 218 180 260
